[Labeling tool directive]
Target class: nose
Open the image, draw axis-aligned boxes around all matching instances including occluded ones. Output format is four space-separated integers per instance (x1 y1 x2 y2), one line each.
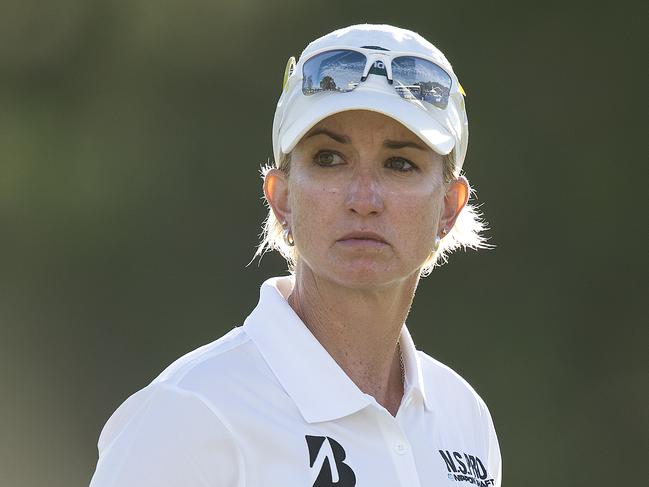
344 166 384 216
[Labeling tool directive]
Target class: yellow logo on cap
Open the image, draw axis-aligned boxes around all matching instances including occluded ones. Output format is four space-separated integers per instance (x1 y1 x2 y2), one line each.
283 56 296 92
458 81 467 97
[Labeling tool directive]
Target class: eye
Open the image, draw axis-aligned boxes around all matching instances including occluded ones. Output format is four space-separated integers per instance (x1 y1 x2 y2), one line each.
313 150 344 167
386 157 417 172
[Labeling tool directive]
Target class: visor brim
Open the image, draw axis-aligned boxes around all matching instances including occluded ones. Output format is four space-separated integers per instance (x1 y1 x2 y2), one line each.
279 87 455 159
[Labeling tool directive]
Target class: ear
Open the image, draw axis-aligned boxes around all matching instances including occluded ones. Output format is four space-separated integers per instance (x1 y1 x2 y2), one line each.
438 176 469 235
263 168 291 225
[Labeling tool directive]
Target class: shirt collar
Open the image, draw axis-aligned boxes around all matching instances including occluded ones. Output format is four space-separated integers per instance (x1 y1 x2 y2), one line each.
243 275 432 423
399 312 433 413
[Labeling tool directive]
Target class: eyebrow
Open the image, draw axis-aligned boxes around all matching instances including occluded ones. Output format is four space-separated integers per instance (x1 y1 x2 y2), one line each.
383 139 428 151
305 128 428 152
305 128 351 144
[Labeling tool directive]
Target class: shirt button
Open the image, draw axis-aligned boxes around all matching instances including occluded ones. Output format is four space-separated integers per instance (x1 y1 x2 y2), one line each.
395 442 408 455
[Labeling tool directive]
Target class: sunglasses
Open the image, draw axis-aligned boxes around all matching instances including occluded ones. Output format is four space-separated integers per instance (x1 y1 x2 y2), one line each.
301 46 454 109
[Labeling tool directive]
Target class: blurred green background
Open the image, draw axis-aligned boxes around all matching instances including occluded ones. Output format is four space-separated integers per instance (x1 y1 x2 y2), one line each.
1 0 646 485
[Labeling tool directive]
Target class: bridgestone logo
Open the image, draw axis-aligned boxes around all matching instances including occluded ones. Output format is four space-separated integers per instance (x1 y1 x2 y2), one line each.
438 450 495 486
306 435 356 487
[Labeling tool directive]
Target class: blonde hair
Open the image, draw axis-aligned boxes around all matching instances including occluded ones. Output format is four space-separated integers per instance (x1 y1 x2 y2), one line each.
251 151 492 277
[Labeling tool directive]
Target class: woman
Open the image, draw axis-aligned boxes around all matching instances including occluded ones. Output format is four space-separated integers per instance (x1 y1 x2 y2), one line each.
90 24 501 487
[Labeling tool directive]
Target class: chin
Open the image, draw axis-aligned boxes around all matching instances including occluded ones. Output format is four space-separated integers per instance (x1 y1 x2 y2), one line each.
323 259 405 289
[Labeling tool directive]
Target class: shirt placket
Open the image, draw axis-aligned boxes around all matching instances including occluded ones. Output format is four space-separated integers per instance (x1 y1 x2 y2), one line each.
372 396 423 487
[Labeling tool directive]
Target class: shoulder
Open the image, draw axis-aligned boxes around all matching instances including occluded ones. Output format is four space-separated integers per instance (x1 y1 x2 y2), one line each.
417 350 496 425
152 325 255 387
98 325 262 444
96 324 277 446
417 351 501 484
91 327 256 486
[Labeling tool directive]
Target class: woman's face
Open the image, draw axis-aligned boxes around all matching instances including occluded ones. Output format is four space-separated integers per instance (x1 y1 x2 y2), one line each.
267 110 466 288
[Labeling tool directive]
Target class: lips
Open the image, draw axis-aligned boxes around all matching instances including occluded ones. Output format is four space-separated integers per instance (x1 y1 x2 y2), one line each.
338 231 388 244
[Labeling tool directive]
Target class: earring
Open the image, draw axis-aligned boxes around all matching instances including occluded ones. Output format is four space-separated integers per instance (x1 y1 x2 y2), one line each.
433 235 441 252
283 228 294 246
281 220 294 246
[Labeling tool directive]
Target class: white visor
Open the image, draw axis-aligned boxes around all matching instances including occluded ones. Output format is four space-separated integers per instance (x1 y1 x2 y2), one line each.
277 75 455 162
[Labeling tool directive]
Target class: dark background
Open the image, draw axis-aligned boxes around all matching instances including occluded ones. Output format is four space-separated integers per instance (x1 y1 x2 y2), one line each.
1 1 646 485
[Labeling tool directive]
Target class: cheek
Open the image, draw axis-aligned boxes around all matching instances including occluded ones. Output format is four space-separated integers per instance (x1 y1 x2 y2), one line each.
288 176 342 241
388 185 443 248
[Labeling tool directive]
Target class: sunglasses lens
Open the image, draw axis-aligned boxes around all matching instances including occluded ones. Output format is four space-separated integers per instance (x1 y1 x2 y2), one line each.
302 50 366 95
391 57 452 109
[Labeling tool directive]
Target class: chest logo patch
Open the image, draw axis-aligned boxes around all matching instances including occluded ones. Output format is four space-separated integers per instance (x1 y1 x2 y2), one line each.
439 450 495 486
306 435 356 487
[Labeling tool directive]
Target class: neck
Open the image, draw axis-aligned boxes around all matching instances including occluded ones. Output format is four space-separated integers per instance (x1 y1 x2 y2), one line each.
287 262 421 416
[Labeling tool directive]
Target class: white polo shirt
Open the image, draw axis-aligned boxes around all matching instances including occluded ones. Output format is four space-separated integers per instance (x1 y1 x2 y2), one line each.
90 276 502 487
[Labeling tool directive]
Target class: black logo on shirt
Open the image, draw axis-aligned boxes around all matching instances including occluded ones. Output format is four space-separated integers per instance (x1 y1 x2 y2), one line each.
306 435 356 487
439 450 495 486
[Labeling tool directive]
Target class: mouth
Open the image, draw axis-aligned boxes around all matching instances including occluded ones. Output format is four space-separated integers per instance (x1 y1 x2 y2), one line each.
337 231 389 246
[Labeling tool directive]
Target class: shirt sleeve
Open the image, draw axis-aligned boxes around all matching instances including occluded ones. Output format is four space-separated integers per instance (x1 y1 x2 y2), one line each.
89 382 244 487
